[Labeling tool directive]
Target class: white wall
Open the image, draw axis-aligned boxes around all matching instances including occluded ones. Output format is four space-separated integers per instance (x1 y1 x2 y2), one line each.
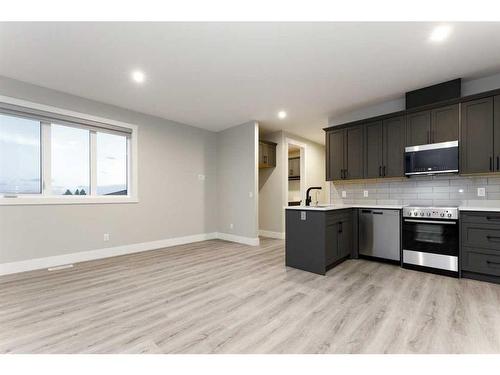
217 121 259 242
0 76 259 268
258 130 327 235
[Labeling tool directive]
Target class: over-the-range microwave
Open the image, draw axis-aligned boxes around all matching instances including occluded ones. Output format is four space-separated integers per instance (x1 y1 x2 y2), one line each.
404 140 459 176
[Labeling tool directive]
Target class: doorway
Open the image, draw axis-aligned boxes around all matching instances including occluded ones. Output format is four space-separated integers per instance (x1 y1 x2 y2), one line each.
286 139 306 207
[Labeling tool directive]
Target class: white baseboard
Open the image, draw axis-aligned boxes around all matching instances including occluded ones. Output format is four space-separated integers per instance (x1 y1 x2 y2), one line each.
216 232 260 246
258 230 285 240
0 231 262 276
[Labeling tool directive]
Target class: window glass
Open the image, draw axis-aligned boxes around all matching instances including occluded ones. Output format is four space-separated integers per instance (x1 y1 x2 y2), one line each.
97 132 127 195
51 124 90 195
0 114 41 194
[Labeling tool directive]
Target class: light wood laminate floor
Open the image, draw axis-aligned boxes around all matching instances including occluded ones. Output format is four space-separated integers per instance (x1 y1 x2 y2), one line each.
2 238 500 354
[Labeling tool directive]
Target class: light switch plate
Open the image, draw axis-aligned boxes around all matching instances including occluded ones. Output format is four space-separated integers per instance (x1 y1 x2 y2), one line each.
478 187 486 197
341 191 347 198
363 190 369 197
300 211 306 220
198 174 205 181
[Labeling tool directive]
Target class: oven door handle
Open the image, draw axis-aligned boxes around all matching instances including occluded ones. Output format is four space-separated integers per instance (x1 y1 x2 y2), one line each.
404 219 456 225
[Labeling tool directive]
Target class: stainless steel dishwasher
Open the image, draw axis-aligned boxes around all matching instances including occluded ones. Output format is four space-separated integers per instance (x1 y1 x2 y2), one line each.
359 209 400 261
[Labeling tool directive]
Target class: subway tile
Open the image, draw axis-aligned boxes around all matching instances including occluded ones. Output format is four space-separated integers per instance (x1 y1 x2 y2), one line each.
418 192 449 200
416 179 450 187
487 177 500 185
433 200 463 207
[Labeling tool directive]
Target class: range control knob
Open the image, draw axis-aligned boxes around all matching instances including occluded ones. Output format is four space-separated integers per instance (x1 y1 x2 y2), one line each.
427 212 431 217
420 212 424 216
447 213 452 218
440 213 445 217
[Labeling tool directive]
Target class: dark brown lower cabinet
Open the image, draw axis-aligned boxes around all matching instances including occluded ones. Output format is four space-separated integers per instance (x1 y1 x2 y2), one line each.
285 209 354 275
461 211 500 284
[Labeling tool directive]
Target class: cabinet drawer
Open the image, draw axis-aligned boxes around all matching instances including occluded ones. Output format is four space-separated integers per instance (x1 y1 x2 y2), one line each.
325 210 351 225
461 225 500 251
461 212 500 225
462 247 500 277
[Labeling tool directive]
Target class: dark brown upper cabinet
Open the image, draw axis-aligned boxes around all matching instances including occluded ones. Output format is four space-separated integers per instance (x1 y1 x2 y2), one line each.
364 121 383 178
258 140 277 169
495 96 500 170
364 116 405 178
460 97 494 174
406 104 459 146
326 129 344 180
431 104 459 143
345 126 364 179
383 116 406 177
326 125 364 181
406 110 431 146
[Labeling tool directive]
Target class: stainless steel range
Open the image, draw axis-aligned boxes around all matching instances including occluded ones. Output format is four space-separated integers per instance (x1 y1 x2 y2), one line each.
402 206 459 276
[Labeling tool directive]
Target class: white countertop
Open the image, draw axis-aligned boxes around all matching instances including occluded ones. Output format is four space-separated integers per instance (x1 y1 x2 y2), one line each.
286 204 500 213
285 204 404 211
458 206 500 212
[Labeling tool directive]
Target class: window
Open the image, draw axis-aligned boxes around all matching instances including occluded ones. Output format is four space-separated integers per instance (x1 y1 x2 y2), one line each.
97 132 128 195
0 114 41 194
51 124 90 195
0 98 136 204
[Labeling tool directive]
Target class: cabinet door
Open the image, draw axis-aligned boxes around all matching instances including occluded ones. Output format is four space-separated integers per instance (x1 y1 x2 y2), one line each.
268 145 276 167
431 104 459 143
494 96 500 172
383 116 405 178
326 130 344 181
339 218 353 259
406 110 431 146
364 121 383 178
345 125 364 179
460 97 494 174
325 222 340 266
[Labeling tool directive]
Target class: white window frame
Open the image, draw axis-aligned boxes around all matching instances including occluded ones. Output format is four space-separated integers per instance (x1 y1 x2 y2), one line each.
0 95 138 206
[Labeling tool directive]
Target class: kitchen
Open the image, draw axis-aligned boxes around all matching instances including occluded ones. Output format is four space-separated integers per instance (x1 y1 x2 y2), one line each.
286 79 500 285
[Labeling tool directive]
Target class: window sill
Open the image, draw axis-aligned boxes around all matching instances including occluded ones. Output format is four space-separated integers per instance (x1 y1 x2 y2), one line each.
0 195 139 206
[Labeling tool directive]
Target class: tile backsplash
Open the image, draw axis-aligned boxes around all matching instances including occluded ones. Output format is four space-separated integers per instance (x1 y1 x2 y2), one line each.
330 175 500 207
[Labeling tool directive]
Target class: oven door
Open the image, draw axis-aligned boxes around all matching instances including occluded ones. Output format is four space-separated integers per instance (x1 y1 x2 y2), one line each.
403 218 459 256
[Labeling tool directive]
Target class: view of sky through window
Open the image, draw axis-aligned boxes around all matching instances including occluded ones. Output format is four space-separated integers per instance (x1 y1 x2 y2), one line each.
0 114 41 194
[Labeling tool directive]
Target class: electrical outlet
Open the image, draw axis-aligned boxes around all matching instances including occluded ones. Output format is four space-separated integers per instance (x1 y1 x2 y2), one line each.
341 191 347 198
477 187 486 197
248 192 253 198
363 190 369 198
103 233 110 241
198 174 205 181
229 223 234 230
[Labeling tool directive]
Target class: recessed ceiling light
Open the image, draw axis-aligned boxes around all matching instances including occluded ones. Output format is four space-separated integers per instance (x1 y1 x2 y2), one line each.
131 70 146 84
278 111 287 119
429 25 452 42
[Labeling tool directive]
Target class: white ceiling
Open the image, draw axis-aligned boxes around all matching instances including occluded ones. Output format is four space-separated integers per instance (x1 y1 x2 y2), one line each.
1 22 500 144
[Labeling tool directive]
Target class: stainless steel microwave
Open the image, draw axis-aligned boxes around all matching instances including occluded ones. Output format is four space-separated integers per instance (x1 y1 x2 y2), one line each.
404 140 459 176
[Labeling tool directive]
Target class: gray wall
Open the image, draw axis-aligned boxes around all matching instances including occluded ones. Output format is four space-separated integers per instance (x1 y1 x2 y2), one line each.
217 121 259 239
0 76 235 264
